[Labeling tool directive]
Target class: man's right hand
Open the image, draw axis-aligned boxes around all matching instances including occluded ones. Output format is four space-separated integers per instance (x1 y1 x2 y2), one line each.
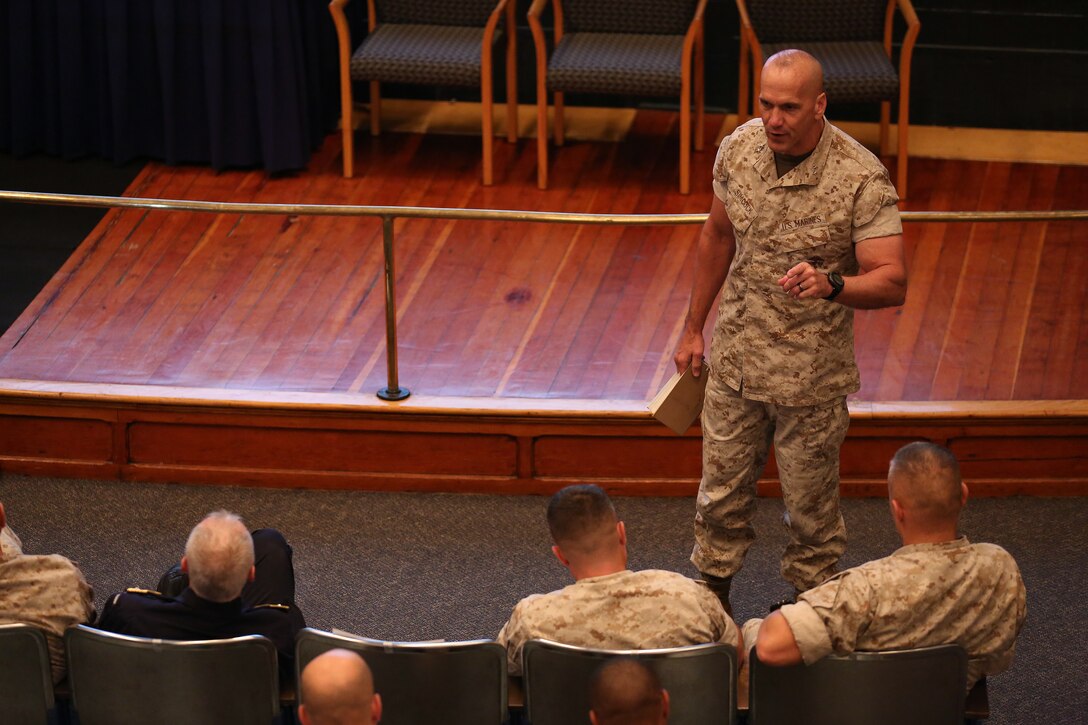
674 326 706 377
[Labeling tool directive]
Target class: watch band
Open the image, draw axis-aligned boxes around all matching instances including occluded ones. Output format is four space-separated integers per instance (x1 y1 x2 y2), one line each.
825 271 844 301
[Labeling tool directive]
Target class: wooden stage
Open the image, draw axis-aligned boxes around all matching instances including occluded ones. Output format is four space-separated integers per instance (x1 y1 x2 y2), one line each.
1 109 1086 495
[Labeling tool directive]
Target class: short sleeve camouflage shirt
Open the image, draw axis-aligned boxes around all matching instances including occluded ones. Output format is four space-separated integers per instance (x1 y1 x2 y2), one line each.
777 537 1026 689
496 569 738 675
0 525 95 683
710 119 902 405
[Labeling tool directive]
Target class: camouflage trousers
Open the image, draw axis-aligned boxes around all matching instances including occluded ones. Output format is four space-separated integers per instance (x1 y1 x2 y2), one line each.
691 376 849 591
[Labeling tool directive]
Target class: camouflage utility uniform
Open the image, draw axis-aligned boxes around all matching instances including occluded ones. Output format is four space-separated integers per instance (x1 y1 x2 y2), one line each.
496 569 737 675
0 524 95 682
694 118 902 591
743 537 1026 689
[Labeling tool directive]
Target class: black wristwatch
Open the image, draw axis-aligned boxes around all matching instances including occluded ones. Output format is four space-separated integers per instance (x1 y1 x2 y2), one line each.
824 271 845 301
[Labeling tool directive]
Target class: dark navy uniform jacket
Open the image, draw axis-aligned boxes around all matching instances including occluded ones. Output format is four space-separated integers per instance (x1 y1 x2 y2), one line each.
96 587 298 681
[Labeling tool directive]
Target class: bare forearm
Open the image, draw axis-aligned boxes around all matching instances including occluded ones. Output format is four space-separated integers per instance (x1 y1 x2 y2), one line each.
685 228 734 332
834 263 907 309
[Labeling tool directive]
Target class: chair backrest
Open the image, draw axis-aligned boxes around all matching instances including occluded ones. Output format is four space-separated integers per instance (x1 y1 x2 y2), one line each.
374 0 499 27
562 0 699 35
64 625 279 725
746 0 885 42
295 628 507 725
748 644 968 725
0 623 54 725
523 639 737 725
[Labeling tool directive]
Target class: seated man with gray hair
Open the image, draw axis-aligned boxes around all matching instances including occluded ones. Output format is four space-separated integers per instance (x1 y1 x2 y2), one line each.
96 510 305 679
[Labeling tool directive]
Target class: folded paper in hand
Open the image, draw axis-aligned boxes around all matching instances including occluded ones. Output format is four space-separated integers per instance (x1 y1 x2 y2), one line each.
648 361 708 434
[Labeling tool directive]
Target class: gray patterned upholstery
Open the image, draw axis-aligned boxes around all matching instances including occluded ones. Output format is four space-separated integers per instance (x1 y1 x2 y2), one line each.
351 25 496 86
374 0 498 27
747 0 884 42
562 0 698 35
762 41 898 102
547 33 686 96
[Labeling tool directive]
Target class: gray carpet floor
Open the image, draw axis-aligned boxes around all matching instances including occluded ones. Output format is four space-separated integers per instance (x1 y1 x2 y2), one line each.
0 473 1084 724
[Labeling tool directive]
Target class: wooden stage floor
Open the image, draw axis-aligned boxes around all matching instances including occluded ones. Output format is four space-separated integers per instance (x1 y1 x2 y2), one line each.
1 110 1086 494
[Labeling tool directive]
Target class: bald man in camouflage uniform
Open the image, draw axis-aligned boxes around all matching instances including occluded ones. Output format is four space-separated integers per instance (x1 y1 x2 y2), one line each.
0 501 95 683
497 485 740 675
675 49 907 604
747 442 1026 690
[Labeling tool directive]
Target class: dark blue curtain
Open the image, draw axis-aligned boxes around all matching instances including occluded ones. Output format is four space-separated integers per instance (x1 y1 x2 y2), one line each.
0 0 367 173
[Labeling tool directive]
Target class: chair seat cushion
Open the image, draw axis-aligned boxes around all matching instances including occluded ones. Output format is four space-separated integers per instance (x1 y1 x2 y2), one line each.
763 41 899 103
351 24 492 87
547 32 686 97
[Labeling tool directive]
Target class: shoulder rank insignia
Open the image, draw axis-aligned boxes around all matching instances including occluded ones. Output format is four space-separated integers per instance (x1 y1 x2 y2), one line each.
125 587 163 596
253 603 291 611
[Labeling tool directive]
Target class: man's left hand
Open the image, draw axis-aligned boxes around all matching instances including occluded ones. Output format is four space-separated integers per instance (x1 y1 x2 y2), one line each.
778 262 830 300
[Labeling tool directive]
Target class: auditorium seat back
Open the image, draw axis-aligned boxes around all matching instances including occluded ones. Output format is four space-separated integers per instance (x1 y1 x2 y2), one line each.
748 644 968 724
295 627 507 725
64 625 279 725
522 638 737 725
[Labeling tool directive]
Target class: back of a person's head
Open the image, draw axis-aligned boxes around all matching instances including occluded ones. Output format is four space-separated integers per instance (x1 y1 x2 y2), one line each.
184 510 254 603
547 484 618 555
299 649 380 725
590 658 668 725
888 442 963 528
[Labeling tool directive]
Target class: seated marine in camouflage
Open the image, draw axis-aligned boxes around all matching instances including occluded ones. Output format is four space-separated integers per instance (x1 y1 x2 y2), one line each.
746 442 1026 690
497 484 740 675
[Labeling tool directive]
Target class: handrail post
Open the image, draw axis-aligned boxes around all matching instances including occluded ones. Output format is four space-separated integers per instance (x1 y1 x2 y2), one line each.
377 215 410 401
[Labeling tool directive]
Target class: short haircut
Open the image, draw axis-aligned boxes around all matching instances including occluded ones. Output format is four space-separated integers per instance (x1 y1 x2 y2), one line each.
888 442 963 526
300 649 375 725
546 485 618 554
185 510 254 603
590 658 666 725
764 48 826 94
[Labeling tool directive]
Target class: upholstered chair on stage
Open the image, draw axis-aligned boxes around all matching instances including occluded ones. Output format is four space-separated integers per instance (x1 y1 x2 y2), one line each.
329 0 518 185
734 0 920 197
528 0 708 194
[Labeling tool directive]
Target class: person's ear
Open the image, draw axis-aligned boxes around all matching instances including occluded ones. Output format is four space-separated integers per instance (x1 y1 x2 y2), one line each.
551 545 570 567
890 498 906 525
297 704 310 725
247 565 256 583
616 521 627 547
589 711 600 725
661 689 671 721
815 91 827 117
372 693 382 723
960 482 969 508
180 556 189 573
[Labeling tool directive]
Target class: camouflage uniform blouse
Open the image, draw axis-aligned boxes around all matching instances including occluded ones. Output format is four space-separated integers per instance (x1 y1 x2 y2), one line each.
497 569 737 675
0 525 95 683
777 537 1026 689
711 118 902 406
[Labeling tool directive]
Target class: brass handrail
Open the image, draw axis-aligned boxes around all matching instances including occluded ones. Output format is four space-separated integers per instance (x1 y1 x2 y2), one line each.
2 190 1087 223
2 189 1085 400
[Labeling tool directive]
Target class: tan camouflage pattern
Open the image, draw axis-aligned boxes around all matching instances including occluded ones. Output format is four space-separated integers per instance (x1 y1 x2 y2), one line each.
692 376 848 590
496 569 738 675
773 537 1026 689
709 118 902 407
0 525 95 683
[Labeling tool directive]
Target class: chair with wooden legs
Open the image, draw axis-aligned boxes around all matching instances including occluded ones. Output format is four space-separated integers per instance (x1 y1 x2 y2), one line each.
734 0 920 197
328 0 518 185
528 0 707 194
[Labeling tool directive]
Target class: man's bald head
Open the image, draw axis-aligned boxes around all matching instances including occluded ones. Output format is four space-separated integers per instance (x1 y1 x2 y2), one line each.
888 442 965 531
299 649 381 725
589 658 669 725
764 49 825 96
